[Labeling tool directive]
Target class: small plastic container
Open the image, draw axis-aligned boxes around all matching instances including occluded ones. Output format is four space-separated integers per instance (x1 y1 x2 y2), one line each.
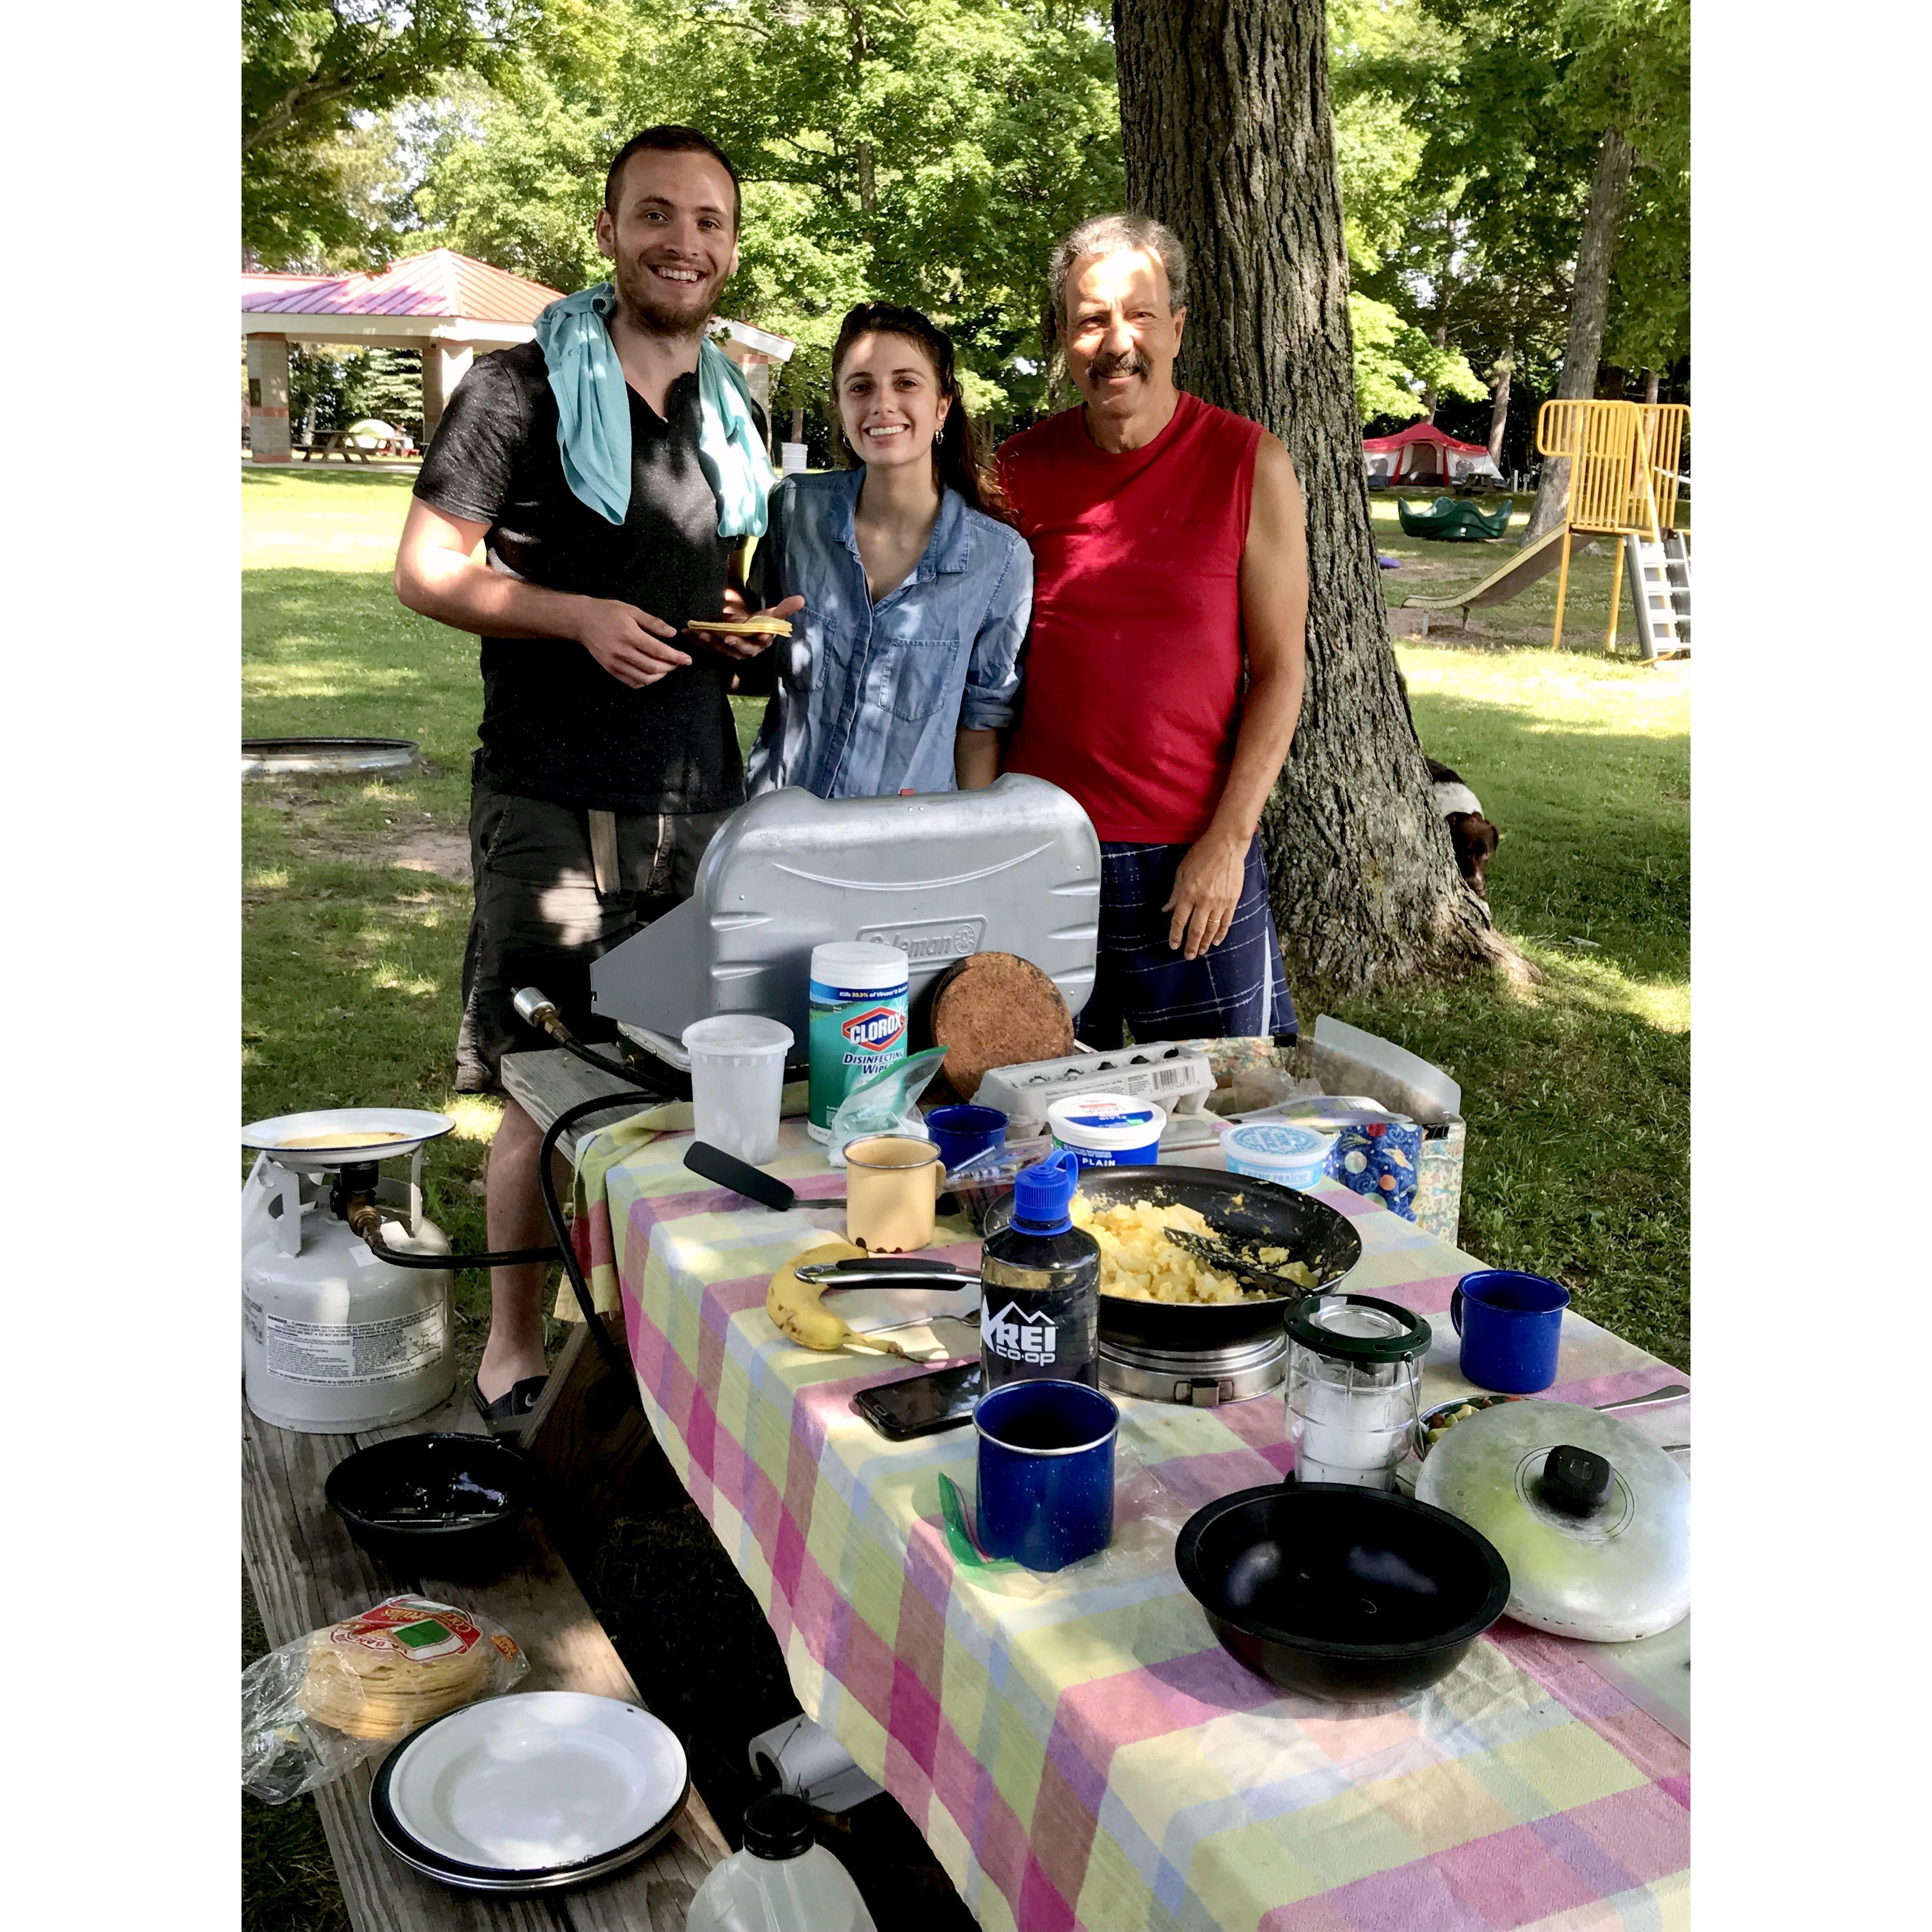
686 1791 877 1932
1220 1120 1335 1192
682 1015 794 1166
944 1135 1053 1233
1047 1092 1166 1169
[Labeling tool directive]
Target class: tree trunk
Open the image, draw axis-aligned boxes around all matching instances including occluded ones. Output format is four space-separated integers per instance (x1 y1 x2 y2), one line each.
1643 368 1660 405
1113 0 1506 1001
1487 348 1513 470
847 6 878 215
1422 320 1449 422
1526 126 1638 540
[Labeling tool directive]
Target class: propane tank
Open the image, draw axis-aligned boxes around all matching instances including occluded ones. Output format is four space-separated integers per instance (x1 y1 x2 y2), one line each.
241 1111 459 1432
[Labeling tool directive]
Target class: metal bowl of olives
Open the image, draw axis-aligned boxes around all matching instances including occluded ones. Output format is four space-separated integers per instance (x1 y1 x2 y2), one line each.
1392 1394 1525 1495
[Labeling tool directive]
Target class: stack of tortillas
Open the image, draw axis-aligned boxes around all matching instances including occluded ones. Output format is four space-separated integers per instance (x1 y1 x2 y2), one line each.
929 953 1075 1102
295 1601 494 1742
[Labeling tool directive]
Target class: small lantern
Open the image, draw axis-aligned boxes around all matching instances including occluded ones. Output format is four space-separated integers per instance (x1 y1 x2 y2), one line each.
1285 1294 1433 1490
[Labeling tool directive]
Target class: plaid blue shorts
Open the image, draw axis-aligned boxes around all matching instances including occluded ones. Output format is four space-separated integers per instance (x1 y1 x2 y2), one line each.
1077 836 1296 1049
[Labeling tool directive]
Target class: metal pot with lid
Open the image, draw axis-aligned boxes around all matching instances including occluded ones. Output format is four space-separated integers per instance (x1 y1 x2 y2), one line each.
1415 1400 1689 1643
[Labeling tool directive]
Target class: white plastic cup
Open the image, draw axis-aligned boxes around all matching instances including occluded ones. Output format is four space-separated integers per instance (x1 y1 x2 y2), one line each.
681 1015 794 1166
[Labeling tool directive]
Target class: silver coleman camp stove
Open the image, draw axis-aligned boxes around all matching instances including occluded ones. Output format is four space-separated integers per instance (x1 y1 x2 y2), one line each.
241 1110 457 1431
1098 1333 1292 1407
589 775 1099 1057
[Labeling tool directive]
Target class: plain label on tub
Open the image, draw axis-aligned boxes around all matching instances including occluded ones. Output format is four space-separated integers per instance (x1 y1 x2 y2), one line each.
264 1305 448 1385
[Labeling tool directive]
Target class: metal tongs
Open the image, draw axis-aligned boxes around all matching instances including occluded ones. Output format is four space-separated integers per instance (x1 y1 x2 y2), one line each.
794 1256 982 1288
1162 1229 1320 1299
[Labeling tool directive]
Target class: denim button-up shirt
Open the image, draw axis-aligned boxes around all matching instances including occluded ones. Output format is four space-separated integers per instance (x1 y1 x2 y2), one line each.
745 467 1030 799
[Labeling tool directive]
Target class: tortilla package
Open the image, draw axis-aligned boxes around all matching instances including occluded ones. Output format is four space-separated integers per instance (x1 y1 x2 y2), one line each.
243 1595 527 1805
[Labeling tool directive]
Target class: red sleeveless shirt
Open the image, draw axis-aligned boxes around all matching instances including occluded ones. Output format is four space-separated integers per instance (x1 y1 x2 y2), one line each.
998 390 1262 842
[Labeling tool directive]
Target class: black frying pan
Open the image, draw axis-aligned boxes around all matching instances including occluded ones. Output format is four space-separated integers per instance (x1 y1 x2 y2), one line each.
980 1164 1360 1352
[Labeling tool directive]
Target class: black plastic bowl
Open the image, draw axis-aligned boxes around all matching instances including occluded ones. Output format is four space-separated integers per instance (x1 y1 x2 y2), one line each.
1175 1483 1510 1702
325 1433 535 1575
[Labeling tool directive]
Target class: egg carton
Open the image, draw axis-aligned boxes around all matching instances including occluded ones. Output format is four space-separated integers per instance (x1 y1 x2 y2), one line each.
973 1042 1218 1137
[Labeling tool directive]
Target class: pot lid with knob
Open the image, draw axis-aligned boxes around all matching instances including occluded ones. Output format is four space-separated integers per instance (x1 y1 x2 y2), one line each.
1415 1399 1689 1643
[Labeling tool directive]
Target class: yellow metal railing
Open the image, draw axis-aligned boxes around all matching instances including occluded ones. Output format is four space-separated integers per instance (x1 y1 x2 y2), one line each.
1534 400 1690 651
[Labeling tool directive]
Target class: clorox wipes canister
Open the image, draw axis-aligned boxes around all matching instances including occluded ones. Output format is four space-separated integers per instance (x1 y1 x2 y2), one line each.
979 1150 1101 1391
807 942 910 1140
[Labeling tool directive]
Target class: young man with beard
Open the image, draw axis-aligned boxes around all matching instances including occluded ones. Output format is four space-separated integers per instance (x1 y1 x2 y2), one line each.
997 213 1309 1046
394 126 799 1431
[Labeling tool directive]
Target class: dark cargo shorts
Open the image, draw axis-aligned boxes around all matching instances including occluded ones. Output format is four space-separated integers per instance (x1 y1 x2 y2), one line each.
455 773 734 1093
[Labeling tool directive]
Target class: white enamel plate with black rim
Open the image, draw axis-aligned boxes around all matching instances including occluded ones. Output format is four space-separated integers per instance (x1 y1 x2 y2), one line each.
370 1692 690 1892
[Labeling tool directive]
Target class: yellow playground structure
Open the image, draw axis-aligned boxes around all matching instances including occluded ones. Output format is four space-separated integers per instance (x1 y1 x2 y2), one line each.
1401 400 1690 658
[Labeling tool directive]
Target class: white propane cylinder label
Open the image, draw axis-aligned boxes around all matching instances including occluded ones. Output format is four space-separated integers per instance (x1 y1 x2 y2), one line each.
263 1305 447 1385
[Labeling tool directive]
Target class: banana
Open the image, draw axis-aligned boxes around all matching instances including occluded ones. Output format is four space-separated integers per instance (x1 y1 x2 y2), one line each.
767 1241 925 1360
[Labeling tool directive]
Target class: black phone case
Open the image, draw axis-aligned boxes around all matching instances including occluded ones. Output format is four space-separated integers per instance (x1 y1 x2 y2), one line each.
851 1368 981 1440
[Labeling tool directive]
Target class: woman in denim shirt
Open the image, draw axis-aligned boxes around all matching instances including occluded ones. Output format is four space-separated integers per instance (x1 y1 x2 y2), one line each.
746 303 1030 799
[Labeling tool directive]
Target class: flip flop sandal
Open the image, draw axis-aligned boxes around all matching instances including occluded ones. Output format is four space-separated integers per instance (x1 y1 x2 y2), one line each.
471 1375 548 1440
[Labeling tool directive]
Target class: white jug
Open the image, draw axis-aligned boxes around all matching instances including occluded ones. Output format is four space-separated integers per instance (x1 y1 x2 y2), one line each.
686 1792 877 1932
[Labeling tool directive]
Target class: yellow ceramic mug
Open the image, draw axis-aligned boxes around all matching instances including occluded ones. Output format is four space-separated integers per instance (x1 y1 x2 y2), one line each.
844 1135 945 1253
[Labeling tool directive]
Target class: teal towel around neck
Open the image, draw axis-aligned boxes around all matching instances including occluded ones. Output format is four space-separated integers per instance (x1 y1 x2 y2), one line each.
533 283 774 538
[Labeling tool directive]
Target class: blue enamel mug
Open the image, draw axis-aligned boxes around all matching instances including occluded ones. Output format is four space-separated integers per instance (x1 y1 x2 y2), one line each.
1451 1269 1570 1393
927 1104 1008 1173
974 1379 1118 1572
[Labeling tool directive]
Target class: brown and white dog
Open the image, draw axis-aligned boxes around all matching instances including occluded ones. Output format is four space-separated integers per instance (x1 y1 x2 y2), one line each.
1427 757 1501 898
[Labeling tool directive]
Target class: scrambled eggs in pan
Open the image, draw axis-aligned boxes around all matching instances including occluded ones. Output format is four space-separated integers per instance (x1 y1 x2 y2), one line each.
1071 1193 1319 1305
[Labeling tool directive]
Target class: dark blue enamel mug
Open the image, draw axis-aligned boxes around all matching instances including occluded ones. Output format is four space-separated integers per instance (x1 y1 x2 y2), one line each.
1451 1269 1570 1394
927 1104 1009 1173
974 1379 1118 1572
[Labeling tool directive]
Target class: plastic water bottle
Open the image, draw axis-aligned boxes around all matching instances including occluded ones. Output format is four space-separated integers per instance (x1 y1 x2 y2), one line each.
685 1792 878 1932
979 1149 1102 1390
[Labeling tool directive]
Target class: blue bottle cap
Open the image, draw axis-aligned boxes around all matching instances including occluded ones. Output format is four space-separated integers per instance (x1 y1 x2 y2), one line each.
1009 1148 1081 1234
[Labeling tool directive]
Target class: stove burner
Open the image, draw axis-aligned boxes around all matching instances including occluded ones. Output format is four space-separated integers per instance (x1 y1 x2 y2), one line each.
1099 1332 1288 1407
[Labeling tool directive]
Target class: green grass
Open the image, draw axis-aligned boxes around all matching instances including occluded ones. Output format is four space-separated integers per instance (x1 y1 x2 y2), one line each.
240 465 1687 1926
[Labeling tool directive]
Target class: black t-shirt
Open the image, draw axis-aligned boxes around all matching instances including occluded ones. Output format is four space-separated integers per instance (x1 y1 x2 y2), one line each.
413 339 749 813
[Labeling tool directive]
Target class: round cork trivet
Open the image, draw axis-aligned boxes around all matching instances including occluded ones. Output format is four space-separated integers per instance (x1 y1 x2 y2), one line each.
929 954 1075 1103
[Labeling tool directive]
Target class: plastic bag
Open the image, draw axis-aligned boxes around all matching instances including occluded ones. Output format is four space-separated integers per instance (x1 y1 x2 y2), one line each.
242 1593 528 1805
826 1046 951 1165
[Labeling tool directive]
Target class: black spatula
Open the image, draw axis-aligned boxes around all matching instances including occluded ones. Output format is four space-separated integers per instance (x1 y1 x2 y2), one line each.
683 1139 796 1211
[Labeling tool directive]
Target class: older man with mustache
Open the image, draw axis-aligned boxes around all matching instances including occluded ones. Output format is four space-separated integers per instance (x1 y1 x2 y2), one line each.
393 126 798 1433
997 212 1309 1047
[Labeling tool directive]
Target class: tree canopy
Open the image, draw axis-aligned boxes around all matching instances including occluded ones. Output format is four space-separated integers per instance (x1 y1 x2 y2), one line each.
239 0 1687 446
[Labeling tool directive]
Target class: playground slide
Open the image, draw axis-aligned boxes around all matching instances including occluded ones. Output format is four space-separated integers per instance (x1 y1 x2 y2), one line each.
1400 523 1571 617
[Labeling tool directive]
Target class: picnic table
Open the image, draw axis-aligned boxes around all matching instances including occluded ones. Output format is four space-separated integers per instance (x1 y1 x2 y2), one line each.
567 1096 1691 1932
301 425 414 462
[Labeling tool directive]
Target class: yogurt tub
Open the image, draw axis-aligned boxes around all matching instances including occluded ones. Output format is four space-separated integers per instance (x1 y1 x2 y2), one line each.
1047 1093 1167 1169
1219 1120 1335 1191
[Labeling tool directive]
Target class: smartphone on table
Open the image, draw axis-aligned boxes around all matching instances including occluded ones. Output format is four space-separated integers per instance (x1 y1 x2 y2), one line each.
851 1361 984 1441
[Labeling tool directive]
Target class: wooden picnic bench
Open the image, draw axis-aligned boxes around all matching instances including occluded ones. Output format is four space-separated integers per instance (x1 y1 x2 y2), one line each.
242 1349 728 1926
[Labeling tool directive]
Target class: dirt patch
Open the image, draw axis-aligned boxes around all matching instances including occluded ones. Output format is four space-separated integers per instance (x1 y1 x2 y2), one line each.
245 787 472 881
384 828 471 882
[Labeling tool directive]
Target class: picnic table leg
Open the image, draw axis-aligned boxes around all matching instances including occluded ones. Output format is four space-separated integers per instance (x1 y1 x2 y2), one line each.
520 1314 659 1572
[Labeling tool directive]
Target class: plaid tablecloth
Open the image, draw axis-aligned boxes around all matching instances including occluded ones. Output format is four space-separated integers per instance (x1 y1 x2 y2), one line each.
589 1118 1690 1932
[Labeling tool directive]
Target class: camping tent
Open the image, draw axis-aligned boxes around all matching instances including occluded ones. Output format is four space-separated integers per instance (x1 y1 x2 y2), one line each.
1362 421 1502 486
